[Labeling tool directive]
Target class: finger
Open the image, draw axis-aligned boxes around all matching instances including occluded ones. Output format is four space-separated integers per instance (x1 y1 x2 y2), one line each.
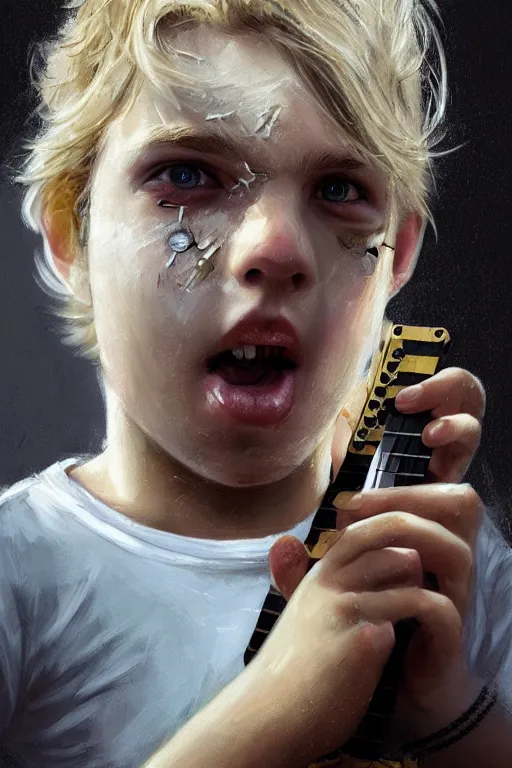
352 586 462 681
333 482 483 546
269 535 309 601
423 413 482 482
334 547 424 592
395 367 486 422
321 511 473 615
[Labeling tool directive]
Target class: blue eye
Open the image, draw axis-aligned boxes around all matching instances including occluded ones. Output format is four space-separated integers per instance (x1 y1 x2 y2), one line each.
318 178 361 203
169 165 201 189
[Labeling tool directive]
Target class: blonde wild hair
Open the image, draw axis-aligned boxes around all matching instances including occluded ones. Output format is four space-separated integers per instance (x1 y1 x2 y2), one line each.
17 0 448 358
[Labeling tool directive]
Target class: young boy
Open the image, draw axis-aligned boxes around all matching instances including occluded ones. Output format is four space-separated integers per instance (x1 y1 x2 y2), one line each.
2 0 511 766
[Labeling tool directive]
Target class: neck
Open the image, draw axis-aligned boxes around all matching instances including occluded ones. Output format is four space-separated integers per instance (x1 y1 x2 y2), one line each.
70 392 334 540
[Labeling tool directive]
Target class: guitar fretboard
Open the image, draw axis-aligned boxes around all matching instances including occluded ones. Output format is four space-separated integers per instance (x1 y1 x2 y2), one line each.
243 325 450 765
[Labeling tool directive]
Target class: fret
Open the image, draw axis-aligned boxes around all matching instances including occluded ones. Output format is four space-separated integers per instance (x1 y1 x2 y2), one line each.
379 452 431 461
262 607 280 616
309 521 336 534
307 523 336 536
385 430 422 437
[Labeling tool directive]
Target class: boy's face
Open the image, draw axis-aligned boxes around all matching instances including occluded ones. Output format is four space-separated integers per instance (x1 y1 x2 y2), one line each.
81 24 404 486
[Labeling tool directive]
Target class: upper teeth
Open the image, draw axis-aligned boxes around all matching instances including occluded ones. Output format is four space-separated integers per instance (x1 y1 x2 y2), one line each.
232 345 256 360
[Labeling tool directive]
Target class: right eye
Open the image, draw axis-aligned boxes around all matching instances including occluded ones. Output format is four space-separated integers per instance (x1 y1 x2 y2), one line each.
154 162 220 191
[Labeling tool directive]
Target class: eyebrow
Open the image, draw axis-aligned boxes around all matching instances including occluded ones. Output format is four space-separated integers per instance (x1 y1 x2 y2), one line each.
129 126 245 162
128 125 371 177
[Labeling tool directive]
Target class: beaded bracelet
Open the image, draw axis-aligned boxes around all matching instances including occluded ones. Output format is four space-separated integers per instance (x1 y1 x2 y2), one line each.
309 684 498 767
402 683 498 761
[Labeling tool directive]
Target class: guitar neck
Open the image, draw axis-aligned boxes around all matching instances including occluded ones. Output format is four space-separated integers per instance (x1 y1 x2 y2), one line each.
243 324 451 765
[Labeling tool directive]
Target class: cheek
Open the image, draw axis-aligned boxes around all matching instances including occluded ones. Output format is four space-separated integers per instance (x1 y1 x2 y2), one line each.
87 219 173 382
320 267 388 385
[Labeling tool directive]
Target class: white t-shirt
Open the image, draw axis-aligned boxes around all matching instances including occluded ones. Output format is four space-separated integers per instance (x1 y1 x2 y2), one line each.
0 460 510 768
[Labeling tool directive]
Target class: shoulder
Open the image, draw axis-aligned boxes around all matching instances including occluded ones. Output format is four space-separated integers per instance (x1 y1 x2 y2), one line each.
0 468 58 552
0 461 89 588
467 509 512 693
0 472 42 524
474 509 511 584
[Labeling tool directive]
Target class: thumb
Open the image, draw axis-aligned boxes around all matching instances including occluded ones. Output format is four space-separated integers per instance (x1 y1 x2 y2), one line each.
269 535 310 601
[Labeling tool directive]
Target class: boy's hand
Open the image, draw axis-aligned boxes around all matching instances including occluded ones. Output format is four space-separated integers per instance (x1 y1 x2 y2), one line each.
393 366 485 484
262 368 486 758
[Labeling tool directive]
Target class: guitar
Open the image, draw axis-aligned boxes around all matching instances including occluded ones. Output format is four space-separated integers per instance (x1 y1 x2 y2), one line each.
244 323 451 768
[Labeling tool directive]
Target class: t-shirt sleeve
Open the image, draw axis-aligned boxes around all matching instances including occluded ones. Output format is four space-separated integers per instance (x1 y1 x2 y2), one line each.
0 508 23 736
465 511 512 708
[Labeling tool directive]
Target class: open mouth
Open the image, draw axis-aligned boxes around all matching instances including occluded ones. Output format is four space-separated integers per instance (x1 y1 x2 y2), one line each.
207 345 297 387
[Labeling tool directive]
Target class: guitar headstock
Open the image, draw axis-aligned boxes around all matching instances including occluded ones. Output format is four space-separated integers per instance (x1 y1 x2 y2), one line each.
348 324 451 458
306 324 451 561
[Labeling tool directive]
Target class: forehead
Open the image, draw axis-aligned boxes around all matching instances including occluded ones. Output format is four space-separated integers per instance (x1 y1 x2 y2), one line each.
106 23 364 168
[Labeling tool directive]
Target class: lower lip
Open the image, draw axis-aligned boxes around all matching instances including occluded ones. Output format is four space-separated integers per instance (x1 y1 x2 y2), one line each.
203 370 296 427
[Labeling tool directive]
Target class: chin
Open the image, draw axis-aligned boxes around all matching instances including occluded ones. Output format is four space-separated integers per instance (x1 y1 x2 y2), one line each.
182 422 322 488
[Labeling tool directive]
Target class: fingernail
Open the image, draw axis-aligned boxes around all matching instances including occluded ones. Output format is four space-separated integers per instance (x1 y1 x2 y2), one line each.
333 492 363 510
396 384 422 406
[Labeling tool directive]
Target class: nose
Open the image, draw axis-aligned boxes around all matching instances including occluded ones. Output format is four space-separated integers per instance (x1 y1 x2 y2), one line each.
227 203 317 294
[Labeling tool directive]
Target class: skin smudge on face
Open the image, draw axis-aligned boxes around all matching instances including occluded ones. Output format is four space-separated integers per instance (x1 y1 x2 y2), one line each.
334 234 396 279
144 34 300 299
156 204 229 293
85 24 395 488
154 150 272 296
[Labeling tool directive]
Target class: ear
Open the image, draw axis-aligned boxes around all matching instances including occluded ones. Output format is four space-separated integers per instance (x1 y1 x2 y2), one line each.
388 212 426 298
42 206 92 305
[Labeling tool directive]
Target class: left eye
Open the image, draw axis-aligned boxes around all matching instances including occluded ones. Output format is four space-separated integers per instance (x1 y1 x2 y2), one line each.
317 178 362 203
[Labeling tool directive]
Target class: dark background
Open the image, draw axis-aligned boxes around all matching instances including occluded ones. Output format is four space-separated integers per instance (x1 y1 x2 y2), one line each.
0 1 511 530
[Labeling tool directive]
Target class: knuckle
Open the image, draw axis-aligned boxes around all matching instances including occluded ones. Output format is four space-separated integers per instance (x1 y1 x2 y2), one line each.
470 373 487 401
459 483 485 516
464 373 487 416
456 540 474 576
459 413 481 437
468 418 483 446
420 588 451 619
352 620 394 655
388 511 412 533
445 366 466 381
398 547 422 574
337 591 362 626
444 368 486 417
